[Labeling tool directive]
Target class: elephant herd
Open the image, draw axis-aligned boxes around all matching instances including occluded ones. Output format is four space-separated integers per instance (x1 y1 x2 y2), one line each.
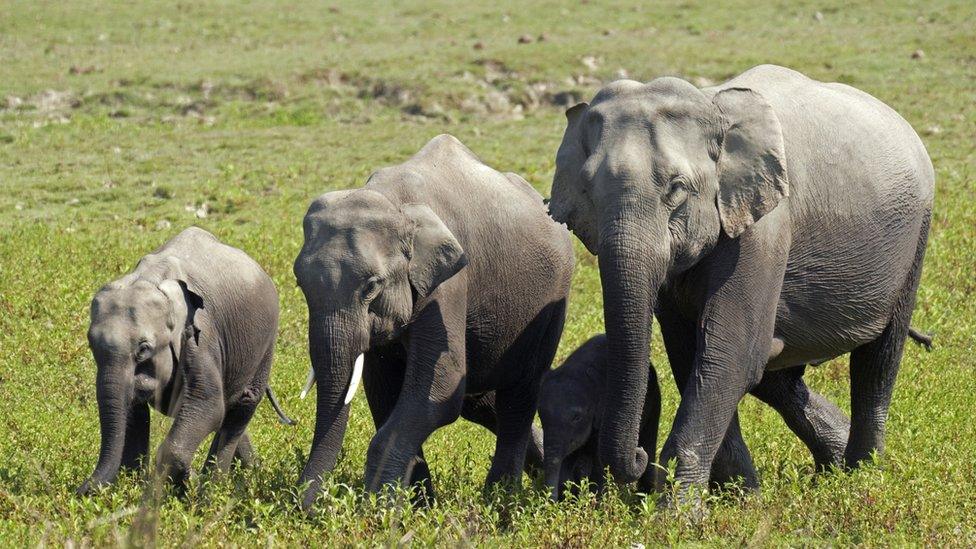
76 65 934 511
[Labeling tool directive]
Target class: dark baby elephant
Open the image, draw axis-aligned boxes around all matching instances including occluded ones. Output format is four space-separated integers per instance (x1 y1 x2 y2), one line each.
547 64 934 502
539 335 660 500
78 227 291 495
293 134 574 511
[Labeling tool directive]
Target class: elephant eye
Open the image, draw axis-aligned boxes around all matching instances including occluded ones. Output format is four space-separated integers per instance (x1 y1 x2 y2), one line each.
135 341 154 362
665 176 689 206
362 277 382 302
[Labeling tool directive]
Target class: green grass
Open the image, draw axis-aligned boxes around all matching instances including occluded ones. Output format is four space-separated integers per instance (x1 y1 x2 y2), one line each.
1 0 975 545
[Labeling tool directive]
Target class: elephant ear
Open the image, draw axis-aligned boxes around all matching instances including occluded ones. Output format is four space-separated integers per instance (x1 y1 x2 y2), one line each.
712 88 789 238
548 103 589 225
157 275 204 360
550 102 602 254
402 203 468 300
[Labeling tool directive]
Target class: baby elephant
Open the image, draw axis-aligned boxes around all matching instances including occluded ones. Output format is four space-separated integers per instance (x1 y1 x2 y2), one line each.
539 335 659 500
78 227 291 495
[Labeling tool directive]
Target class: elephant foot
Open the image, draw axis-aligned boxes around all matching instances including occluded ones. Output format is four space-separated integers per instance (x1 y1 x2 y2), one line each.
655 482 708 520
76 477 108 496
299 481 322 516
406 455 436 507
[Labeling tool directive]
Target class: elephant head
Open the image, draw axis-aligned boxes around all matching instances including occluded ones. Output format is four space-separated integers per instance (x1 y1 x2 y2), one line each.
538 338 606 500
548 78 789 482
293 188 467 508
78 258 203 494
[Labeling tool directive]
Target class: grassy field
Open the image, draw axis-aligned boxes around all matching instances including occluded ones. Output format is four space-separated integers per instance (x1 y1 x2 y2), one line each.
1 0 974 545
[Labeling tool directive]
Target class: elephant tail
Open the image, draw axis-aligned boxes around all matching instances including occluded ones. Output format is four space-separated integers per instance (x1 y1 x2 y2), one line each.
265 387 297 425
907 326 933 351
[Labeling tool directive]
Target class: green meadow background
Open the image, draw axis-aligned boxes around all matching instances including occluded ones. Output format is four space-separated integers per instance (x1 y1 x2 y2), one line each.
1 1 974 545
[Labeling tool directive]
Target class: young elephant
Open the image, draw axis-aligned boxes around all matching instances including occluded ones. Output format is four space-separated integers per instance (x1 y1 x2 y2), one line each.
539 335 659 500
77 227 291 495
293 134 574 511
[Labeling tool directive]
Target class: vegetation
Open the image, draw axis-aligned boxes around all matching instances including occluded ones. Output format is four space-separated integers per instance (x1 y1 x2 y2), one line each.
1 0 973 545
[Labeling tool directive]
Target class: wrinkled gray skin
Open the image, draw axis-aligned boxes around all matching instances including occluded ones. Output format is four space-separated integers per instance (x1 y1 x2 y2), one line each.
548 65 933 501
78 227 283 494
539 335 659 500
539 331 931 501
294 134 574 511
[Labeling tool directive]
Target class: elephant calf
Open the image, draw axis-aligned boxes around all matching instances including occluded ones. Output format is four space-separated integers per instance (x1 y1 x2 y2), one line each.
293 134 574 510
78 227 291 494
539 335 659 500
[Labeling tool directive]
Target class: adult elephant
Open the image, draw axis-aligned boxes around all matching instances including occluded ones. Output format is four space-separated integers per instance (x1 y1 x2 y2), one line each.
294 134 574 511
547 65 933 499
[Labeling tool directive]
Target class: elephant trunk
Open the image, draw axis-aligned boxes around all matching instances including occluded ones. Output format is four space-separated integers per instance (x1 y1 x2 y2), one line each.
299 313 365 511
544 454 564 501
78 367 132 494
597 222 666 484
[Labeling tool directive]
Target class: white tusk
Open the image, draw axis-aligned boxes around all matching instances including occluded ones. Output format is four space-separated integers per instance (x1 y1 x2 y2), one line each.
300 367 315 400
343 353 365 405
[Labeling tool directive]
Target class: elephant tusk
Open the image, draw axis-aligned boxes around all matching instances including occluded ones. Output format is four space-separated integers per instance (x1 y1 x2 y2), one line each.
299 368 315 400
343 354 365 405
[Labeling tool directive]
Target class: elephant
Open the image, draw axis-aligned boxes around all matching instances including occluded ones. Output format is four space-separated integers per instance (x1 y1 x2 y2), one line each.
539 329 932 501
539 334 659 501
78 227 291 495
293 134 574 511
547 64 934 501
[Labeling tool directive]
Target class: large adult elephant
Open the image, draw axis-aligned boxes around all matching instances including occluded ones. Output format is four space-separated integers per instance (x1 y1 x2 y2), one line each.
294 134 574 511
547 65 933 498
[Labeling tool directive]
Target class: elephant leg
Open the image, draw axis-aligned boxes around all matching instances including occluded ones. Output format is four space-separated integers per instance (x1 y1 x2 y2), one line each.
362 342 434 503
120 401 151 472
363 299 466 494
846 214 928 468
233 432 255 466
657 294 759 492
156 332 225 490
156 395 224 490
658 225 787 503
204 347 271 474
637 366 661 493
750 366 849 469
461 391 545 476
203 396 259 474
485 300 566 489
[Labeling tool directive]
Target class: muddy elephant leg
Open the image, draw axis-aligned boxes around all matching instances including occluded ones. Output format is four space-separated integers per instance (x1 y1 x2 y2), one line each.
461 391 545 477
363 300 466 494
362 342 434 503
751 366 849 469
485 300 566 489
657 294 759 491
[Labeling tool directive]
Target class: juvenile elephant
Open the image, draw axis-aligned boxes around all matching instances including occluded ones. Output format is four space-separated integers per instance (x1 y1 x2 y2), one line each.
548 64 934 500
539 335 659 500
293 134 574 511
539 330 931 500
78 227 291 494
